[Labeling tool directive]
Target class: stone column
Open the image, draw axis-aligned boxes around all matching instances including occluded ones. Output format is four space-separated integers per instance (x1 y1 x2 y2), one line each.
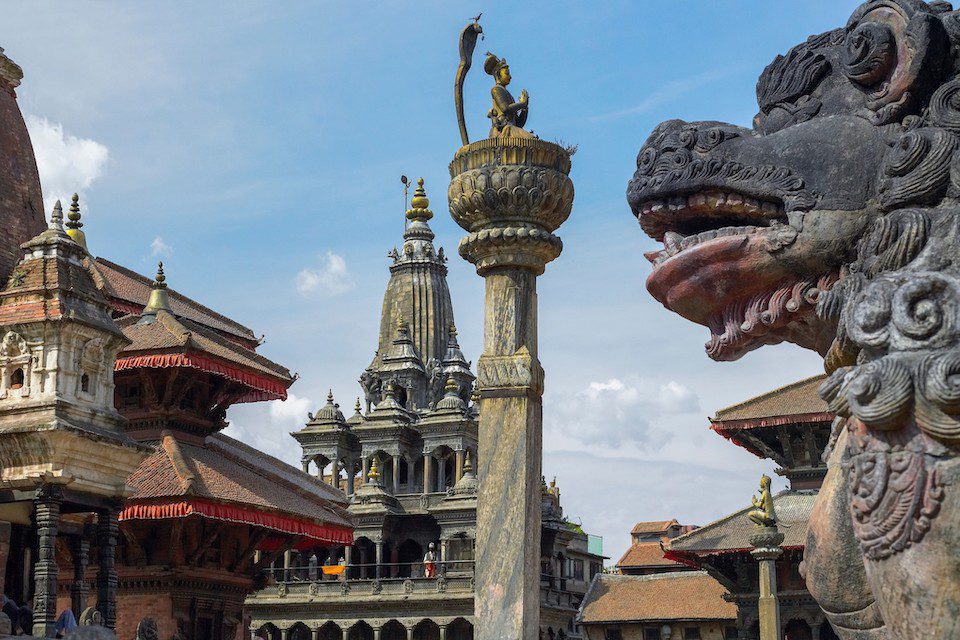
71 531 91 615
750 527 785 640
32 485 63 638
423 454 433 494
280 629 289 640
301 458 310 473
347 459 356 496
373 627 382 640
406 626 414 640
342 627 350 640
440 539 450 575
392 454 401 494
311 627 320 640
449 137 573 638
344 545 353 580
329 460 339 488
362 456 370 483
96 506 120 630
455 449 465 483
375 540 384 579
439 624 448 640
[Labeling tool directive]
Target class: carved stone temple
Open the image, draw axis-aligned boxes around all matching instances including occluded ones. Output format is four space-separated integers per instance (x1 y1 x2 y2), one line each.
629 1 960 637
245 179 603 640
0 46 353 640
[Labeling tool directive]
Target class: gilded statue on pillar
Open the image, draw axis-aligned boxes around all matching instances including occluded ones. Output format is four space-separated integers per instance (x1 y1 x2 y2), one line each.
483 53 531 139
748 475 777 528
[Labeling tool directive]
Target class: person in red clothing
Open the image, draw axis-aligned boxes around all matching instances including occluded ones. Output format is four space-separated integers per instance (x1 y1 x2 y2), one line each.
423 543 438 578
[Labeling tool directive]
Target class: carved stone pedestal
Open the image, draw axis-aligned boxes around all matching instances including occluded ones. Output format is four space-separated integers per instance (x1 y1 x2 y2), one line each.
449 137 573 637
750 527 785 640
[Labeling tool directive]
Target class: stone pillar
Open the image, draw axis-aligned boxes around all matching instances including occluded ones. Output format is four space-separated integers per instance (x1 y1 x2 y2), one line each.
440 539 450 575
373 628 382 640
329 460 339 488
301 458 310 473
96 506 120 630
32 485 63 638
280 629 289 640
362 456 370 483
449 137 573 639
347 459 356 496
750 527 785 640
423 454 433 494
71 532 91 615
311 628 320 640
344 545 353 580
392 454 401 495
811 625 821 640
375 540 384 579
438 455 447 491
439 624 448 640
406 626 414 640
455 449 465 483
342 627 350 640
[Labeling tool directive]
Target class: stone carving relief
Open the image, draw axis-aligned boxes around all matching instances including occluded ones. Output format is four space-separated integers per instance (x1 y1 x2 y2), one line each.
0 330 30 398
628 1 960 638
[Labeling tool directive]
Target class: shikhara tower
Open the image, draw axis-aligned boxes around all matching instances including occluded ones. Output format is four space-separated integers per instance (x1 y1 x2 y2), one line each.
252 179 602 639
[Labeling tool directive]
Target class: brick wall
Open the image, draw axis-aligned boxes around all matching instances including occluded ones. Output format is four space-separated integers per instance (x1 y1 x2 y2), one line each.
0 71 46 284
116 592 175 640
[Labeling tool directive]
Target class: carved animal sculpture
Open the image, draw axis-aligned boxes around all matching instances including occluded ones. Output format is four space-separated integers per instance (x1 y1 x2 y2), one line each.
628 1 960 638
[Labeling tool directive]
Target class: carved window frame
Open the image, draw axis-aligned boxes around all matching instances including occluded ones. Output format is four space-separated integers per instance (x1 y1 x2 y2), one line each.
0 331 32 399
76 337 105 403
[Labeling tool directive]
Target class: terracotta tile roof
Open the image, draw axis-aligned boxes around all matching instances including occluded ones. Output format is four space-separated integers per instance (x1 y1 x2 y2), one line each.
89 258 256 342
631 520 679 535
712 375 828 423
579 571 736 624
127 431 351 530
668 490 814 557
616 541 682 569
117 311 291 383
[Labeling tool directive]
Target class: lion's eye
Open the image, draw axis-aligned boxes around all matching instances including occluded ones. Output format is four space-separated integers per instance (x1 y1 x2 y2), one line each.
843 22 895 87
637 147 657 174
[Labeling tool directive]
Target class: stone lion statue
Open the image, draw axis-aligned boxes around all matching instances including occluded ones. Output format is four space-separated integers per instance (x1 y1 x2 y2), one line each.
628 1 960 637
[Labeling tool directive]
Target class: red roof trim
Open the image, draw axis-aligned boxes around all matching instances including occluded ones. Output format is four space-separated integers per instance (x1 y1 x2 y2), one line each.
120 498 353 546
115 353 288 402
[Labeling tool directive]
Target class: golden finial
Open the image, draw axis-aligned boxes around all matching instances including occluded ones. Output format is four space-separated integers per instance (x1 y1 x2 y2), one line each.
355 397 362 414
463 450 473 474
154 262 167 289
444 377 459 395
406 177 433 221
327 389 334 404
449 323 458 339
368 458 381 483
140 262 172 322
65 193 88 250
396 315 407 335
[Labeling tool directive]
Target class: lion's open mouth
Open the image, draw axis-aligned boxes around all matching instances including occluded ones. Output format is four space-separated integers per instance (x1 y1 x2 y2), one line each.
636 189 788 267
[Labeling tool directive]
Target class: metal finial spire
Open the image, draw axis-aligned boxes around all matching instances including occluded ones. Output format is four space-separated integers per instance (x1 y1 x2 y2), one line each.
444 377 459 395
67 193 82 229
463 450 473 474
355 397 362 414
405 177 433 222
367 458 381 483
154 262 167 289
327 389 334 404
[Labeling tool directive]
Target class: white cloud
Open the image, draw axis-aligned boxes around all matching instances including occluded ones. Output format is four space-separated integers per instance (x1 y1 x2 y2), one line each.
151 236 173 258
546 375 700 450
296 251 353 297
25 114 109 213
223 392 314 463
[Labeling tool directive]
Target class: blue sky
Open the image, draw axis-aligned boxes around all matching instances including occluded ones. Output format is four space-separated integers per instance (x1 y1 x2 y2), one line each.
6 1 864 563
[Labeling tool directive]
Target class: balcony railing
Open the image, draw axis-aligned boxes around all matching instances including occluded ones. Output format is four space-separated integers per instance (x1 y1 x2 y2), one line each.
263 560 475 583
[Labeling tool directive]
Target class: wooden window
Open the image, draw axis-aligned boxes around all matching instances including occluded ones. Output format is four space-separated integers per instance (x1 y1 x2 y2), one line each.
604 629 622 640
644 629 660 640
81 373 90 393
9 368 23 390
683 628 702 640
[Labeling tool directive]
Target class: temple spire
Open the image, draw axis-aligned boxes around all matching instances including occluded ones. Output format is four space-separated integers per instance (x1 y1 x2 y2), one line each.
49 200 64 230
66 193 87 250
139 262 173 324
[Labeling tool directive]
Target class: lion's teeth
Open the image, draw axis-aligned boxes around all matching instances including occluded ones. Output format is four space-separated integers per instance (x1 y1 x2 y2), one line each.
664 231 684 252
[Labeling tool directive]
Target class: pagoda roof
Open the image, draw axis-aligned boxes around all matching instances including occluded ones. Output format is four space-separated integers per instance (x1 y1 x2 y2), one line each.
115 310 292 403
615 541 683 570
631 519 679 535
711 375 830 426
121 431 353 548
579 571 736 624
89 257 256 344
666 490 814 560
